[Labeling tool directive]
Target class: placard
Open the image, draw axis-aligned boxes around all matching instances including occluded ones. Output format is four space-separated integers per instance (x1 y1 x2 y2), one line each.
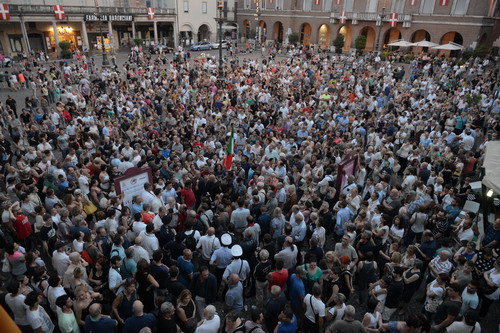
335 154 358 199
114 167 153 209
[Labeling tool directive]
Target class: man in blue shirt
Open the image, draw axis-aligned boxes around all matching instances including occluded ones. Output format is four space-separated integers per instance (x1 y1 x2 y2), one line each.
122 300 156 333
335 202 353 241
85 303 117 333
276 307 298 333
177 249 194 288
224 273 244 313
288 266 306 325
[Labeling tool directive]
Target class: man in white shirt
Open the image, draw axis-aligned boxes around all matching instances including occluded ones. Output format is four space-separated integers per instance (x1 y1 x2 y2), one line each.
109 256 125 295
130 237 150 263
197 228 221 265
5 281 30 331
46 276 66 313
139 224 159 259
52 241 70 277
25 290 55 333
132 216 147 237
195 305 220 333
230 198 250 231
141 183 156 205
78 169 90 195
303 284 326 332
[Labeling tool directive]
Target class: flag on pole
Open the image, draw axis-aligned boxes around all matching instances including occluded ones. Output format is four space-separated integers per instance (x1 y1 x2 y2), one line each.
409 0 416 5
339 11 347 24
54 5 65 20
440 0 449 5
315 0 321 5
223 128 234 170
389 12 398 27
147 7 155 20
0 4 10 20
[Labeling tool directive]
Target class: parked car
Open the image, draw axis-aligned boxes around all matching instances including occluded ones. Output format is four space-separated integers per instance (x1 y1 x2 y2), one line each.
149 44 174 54
211 40 229 49
190 41 212 51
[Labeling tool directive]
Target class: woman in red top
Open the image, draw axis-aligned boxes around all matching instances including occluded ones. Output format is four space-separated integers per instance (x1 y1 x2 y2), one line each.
268 259 289 292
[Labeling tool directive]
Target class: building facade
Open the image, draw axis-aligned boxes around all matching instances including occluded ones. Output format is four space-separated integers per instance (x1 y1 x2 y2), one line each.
176 0 238 47
237 0 500 53
0 0 176 56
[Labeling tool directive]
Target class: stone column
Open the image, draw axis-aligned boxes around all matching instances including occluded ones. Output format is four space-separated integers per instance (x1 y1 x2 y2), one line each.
172 20 178 49
52 21 60 57
132 21 136 40
80 20 90 52
20 20 31 53
107 20 114 53
153 20 158 44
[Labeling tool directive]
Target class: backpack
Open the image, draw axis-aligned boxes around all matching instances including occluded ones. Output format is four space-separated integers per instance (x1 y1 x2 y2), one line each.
185 232 197 252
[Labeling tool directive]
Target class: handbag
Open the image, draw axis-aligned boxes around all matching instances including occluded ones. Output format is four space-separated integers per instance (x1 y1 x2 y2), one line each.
424 296 442 313
2 258 10 273
310 295 320 324
479 276 498 295
83 201 98 215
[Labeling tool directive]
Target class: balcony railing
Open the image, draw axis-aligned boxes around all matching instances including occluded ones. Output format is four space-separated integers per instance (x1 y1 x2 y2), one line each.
9 4 175 15
329 11 412 27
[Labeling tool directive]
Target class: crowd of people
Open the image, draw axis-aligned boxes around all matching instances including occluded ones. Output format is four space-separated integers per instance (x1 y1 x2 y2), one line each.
0 43 498 333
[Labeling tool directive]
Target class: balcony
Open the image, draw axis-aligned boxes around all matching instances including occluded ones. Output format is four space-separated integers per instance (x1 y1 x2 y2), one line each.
330 11 412 27
8 4 175 15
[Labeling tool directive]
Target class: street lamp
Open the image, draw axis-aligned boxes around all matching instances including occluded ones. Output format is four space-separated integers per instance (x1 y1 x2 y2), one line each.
374 0 387 52
254 0 260 50
95 0 109 66
216 0 224 82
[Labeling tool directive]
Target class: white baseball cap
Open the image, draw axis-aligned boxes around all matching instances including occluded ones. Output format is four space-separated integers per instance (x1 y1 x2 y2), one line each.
231 245 243 257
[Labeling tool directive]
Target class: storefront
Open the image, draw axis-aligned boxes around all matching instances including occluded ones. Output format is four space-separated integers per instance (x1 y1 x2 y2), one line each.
44 24 83 53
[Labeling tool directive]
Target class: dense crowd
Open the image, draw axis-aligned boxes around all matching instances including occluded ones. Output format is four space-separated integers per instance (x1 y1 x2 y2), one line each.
0 44 498 333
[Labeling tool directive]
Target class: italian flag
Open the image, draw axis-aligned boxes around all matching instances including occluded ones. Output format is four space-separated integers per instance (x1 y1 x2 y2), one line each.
223 128 234 170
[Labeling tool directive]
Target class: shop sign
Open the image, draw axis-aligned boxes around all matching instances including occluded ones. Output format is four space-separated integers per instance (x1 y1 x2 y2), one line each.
84 14 134 22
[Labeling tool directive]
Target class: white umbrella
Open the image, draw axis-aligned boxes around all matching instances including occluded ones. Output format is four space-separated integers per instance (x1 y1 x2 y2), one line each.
411 40 438 47
387 39 413 47
432 42 464 50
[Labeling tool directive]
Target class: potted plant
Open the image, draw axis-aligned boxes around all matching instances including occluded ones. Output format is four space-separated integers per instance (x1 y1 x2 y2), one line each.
288 32 299 45
354 35 366 55
134 38 144 46
58 41 72 59
333 34 345 54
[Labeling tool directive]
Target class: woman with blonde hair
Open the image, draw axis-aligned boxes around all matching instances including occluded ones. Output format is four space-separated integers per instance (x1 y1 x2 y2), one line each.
175 289 196 332
270 207 286 239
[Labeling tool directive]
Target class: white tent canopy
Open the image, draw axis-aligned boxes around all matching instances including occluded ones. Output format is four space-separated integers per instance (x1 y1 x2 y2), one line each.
483 141 500 195
387 39 413 47
411 40 438 47
432 42 464 50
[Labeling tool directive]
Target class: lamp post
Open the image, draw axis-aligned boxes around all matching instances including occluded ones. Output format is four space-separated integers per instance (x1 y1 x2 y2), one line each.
254 0 260 50
216 0 224 83
374 0 387 53
95 0 109 66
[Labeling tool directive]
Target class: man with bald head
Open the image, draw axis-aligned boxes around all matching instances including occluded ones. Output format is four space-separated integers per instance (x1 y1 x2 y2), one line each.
224 273 244 313
264 285 287 332
381 188 402 220
84 303 117 332
63 252 88 289
122 300 157 333
197 227 221 267
427 249 453 284
130 237 149 263
326 305 365 333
